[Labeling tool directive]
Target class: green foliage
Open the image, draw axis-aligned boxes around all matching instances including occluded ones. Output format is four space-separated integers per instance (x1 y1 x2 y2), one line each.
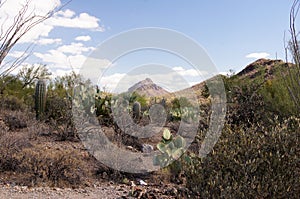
225 62 299 119
171 97 192 109
201 83 210 98
169 97 195 121
128 92 148 110
0 75 34 108
35 79 47 120
260 78 296 117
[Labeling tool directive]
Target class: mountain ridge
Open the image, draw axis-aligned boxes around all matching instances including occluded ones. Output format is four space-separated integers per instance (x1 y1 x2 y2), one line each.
127 78 170 97
126 58 292 101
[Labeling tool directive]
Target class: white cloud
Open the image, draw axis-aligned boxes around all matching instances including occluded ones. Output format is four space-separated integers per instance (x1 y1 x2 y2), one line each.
34 47 111 81
57 42 95 55
33 42 96 69
172 66 207 77
0 0 60 16
0 0 60 43
35 38 62 45
47 12 104 31
56 9 75 18
173 66 184 71
51 68 79 77
0 0 104 44
34 49 87 70
75 35 91 42
246 52 270 59
99 73 126 92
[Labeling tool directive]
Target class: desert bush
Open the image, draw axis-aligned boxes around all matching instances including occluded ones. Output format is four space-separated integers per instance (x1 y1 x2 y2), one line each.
15 146 87 187
182 118 300 198
226 84 266 127
260 75 297 117
3 111 28 131
0 131 30 172
45 93 76 140
0 75 35 108
0 95 27 111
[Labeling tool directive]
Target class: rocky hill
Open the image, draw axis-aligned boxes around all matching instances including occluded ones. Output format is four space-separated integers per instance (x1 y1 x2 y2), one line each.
236 58 287 80
127 78 170 97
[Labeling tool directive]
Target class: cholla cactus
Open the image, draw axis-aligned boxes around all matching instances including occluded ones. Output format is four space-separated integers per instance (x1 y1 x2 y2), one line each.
132 101 141 123
35 79 47 120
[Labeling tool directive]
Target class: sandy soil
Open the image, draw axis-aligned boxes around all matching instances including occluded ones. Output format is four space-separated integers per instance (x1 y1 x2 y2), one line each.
0 182 131 199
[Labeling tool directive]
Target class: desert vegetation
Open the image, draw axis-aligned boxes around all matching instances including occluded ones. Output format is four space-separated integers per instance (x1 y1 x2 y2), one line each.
0 0 299 198
0 56 299 197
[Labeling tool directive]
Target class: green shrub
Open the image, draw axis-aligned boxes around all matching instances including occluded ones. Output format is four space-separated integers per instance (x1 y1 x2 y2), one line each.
183 118 300 198
260 76 297 117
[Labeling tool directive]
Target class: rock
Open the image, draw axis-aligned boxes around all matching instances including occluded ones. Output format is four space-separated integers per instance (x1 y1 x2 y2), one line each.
102 172 108 179
142 144 153 153
138 179 147 186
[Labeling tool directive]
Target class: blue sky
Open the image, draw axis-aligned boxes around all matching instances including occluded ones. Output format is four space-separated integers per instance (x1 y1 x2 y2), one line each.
1 0 296 91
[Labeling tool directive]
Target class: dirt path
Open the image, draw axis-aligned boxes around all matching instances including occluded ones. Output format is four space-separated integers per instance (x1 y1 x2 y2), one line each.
0 182 189 199
0 183 131 199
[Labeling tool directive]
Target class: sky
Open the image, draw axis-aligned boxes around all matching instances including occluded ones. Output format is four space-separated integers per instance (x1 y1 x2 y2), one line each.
1 0 296 92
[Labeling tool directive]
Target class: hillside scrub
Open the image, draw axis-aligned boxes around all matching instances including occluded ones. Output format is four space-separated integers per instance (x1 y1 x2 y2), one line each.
0 62 299 197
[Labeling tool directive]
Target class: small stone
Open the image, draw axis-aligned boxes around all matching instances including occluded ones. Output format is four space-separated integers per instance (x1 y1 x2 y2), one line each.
142 144 153 153
139 179 147 186
102 172 108 179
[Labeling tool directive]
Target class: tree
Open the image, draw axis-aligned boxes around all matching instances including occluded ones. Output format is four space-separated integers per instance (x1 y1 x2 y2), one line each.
284 0 300 111
17 64 51 88
0 0 60 81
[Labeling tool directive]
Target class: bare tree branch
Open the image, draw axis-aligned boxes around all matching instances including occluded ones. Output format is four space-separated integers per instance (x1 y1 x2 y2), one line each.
284 0 300 111
0 0 72 79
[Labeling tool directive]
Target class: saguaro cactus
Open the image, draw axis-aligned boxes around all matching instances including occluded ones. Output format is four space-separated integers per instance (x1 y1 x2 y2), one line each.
161 98 166 108
35 79 47 120
132 101 141 123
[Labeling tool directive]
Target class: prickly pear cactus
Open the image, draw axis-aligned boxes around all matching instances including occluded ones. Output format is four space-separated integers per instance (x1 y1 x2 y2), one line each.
35 79 47 120
132 101 141 123
153 128 186 167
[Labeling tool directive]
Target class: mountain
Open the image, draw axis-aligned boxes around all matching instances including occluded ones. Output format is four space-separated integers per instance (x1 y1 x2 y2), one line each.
127 78 170 97
126 59 295 107
236 58 287 80
170 58 294 104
